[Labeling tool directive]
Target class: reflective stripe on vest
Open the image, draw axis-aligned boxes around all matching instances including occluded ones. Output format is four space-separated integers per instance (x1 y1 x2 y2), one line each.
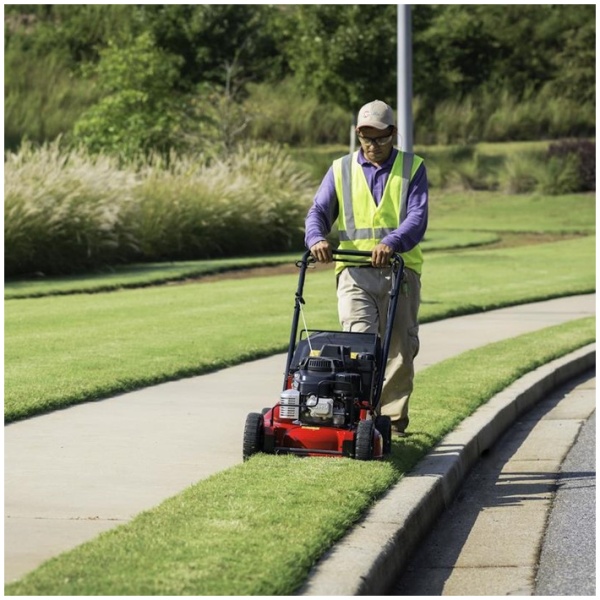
333 151 424 275
339 151 414 241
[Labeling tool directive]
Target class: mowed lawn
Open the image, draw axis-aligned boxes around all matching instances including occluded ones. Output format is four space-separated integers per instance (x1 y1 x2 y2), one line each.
4 189 596 595
4 235 595 422
5 317 595 596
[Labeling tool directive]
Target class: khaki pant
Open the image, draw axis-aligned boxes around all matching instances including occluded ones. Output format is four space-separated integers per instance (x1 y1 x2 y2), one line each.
337 266 421 426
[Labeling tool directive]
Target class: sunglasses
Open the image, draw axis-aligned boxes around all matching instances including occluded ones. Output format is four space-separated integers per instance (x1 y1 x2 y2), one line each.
357 132 394 147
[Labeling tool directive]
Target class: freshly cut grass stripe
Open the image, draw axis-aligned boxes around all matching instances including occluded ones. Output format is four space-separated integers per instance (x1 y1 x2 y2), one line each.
4 254 300 299
4 237 595 423
4 230 498 300
5 317 594 596
394 316 595 472
6 456 396 596
4 277 298 422
420 235 595 319
422 229 500 251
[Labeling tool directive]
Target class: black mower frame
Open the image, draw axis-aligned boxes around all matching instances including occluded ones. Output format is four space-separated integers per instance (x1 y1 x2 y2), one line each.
283 248 405 414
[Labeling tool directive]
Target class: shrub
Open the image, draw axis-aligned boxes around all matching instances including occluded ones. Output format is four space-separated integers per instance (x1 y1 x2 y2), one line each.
547 139 595 192
73 33 187 161
499 150 546 194
537 153 583 196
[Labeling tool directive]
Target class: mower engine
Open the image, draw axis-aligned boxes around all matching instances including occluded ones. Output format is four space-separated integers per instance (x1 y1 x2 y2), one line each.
280 344 376 428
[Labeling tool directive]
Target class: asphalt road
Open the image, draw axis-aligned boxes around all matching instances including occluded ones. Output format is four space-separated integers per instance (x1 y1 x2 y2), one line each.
390 371 596 596
535 404 596 595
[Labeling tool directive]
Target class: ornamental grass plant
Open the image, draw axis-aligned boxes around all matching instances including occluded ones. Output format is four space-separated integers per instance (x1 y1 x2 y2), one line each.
5 138 595 278
4 141 315 276
4 140 136 276
129 144 313 260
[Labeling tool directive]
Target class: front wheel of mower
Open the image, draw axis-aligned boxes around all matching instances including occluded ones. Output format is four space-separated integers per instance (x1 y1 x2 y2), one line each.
243 412 264 461
375 416 392 455
355 419 375 461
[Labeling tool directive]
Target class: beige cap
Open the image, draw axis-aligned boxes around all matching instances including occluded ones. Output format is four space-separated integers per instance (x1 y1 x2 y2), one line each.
356 100 395 129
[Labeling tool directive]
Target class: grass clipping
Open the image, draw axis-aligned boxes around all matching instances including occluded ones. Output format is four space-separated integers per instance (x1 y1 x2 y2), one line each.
6 317 595 596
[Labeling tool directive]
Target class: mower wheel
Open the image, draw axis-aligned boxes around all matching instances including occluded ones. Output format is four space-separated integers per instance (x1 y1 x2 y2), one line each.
375 416 392 455
355 419 375 461
243 412 264 461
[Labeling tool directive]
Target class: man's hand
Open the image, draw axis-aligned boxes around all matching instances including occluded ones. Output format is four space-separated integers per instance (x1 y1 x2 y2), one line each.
310 240 333 263
371 243 394 268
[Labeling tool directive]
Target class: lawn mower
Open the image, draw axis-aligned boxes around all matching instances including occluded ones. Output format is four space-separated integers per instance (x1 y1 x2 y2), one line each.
242 249 404 461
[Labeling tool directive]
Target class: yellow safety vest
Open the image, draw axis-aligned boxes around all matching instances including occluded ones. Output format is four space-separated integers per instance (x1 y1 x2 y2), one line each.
332 150 424 275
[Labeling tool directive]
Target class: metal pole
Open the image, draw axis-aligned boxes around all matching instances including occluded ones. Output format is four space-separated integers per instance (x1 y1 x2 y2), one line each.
397 5 413 152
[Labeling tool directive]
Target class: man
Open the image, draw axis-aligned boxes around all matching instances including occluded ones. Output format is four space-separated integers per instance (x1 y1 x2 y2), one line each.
304 99 428 435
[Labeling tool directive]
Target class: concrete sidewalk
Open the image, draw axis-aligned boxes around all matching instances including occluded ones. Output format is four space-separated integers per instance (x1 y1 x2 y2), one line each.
4 294 596 583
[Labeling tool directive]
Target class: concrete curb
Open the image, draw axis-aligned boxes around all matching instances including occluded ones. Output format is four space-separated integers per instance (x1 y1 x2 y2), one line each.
298 343 596 596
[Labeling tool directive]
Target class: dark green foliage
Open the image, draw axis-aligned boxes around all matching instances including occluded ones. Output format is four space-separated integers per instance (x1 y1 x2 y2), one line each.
4 5 138 63
414 5 500 110
4 48 99 150
136 5 286 90
281 5 397 109
547 140 596 192
4 5 595 151
72 33 187 160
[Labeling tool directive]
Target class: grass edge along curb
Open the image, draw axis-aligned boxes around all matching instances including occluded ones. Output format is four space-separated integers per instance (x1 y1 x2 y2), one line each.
300 343 596 596
5 316 595 596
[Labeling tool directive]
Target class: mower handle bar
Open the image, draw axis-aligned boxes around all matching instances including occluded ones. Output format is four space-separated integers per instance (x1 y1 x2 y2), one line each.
284 249 405 409
300 248 404 269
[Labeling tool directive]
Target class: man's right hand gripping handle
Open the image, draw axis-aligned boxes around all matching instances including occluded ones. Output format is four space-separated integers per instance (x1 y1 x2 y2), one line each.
310 240 333 264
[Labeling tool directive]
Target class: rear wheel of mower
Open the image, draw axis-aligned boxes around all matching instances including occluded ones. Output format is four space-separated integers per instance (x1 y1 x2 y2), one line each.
355 419 375 461
375 416 392 455
243 412 264 461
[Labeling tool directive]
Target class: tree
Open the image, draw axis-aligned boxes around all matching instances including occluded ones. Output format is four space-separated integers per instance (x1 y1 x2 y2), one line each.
73 33 186 160
413 5 500 109
540 5 595 104
4 4 138 64
281 5 397 110
135 4 286 91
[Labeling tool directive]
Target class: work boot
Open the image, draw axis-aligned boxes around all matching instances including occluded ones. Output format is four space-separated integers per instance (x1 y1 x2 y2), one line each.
391 417 409 436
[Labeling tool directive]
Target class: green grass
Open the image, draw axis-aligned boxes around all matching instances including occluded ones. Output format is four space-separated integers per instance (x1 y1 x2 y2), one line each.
422 229 500 251
5 317 595 596
3 254 299 299
420 236 596 316
4 232 498 299
4 180 596 592
429 191 595 234
4 236 595 423
5 185 594 300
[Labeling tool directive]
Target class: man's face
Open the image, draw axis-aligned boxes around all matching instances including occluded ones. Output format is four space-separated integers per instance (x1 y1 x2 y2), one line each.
357 126 395 164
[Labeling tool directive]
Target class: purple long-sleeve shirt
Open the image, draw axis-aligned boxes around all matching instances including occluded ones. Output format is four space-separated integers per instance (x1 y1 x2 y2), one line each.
305 148 428 253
